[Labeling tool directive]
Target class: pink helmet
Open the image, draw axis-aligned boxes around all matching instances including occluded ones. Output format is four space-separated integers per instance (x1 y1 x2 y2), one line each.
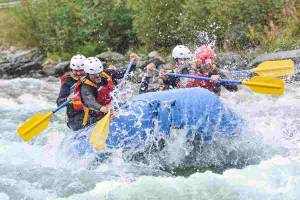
195 46 216 66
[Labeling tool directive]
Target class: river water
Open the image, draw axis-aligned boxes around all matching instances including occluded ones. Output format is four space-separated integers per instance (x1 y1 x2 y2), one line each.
0 77 299 200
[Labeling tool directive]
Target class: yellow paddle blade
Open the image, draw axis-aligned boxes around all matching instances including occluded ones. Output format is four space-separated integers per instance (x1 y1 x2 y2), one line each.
90 111 110 151
251 59 294 77
242 76 284 95
17 112 53 141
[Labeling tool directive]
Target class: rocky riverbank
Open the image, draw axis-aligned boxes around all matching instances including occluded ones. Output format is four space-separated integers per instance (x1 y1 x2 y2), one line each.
0 47 299 81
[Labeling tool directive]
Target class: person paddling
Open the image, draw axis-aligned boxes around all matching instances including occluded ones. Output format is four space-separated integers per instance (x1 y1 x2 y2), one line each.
78 54 139 128
139 45 238 95
139 45 194 93
192 46 238 95
56 54 86 131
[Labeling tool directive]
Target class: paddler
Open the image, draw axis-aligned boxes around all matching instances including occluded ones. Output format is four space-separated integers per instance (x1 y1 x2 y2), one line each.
56 54 86 131
78 54 139 128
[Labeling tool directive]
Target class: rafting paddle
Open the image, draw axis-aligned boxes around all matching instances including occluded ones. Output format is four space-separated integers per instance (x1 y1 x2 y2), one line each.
17 99 72 141
232 59 294 77
90 62 133 150
90 111 111 151
167 73 284 95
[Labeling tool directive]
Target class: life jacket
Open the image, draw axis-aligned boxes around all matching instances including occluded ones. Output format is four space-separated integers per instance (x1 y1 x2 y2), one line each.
188 63 217 91
59 73 79 85
173 66 200 89
95 72 114 106
191 72 213 91
71 79 85 111
69 72 114 126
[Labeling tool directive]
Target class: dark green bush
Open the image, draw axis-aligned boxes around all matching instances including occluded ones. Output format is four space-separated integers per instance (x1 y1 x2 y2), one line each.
0 0 299 56
2 0 136 59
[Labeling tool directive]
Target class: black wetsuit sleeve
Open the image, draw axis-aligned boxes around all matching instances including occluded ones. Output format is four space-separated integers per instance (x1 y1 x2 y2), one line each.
139 76 161 93
210 69 238 93
163 76 177 89
56 79 73 106
80 84 102 112
105 64 137 80
139 76 151 94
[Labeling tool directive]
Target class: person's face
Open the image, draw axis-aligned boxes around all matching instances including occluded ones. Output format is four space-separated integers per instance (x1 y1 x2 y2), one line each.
72 69 85 77
175 58 190 67
197 58 215 73
89 73 101 83
159 84 166 91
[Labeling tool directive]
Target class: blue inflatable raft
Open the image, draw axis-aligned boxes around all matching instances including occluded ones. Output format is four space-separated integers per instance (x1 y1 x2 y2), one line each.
65 88 242 157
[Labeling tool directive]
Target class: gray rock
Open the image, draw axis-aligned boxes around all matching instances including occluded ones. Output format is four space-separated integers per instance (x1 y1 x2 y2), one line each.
247 49 300 80
148 51 160 58
217 52 248 70
54 61 70 77
6 48 44 64
43 61 57 76
148 51 165 62
0 48 46 78
96 51 126 68
248 49 300 67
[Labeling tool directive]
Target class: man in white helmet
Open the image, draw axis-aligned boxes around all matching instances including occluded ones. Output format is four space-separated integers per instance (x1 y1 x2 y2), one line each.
56 54 86 131
79 54 139 127
139 45 193 93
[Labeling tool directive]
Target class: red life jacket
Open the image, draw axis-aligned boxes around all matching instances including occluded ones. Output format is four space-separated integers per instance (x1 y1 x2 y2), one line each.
96 79 114 106
96 71 114 106
59 73 78 85
191 72 213 91
70 72 115 126
176 78 196 88
70 72 114 111
174 70 213 91
71 80 84 110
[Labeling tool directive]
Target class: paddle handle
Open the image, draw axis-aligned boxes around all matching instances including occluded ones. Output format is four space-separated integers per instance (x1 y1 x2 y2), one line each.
167 73 242 84
53 98 72 113
70 84 76 94
123 62 133 81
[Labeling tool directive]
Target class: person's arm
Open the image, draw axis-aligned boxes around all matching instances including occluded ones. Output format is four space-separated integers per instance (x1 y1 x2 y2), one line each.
163 76 177 89
139 63 158 94
105 63 137 80
56 80 73 106
139 76 152 94
80 84 102 112
211 69 238 92
105 53 139 80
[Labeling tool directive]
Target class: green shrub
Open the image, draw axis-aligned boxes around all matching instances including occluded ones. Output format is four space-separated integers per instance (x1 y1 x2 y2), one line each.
1 0 299 55
0 0 136 56
129 0 186 52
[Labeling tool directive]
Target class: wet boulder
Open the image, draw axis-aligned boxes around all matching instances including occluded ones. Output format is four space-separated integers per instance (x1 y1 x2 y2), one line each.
217 52 248 70
0 48 46 78
96 51 126 68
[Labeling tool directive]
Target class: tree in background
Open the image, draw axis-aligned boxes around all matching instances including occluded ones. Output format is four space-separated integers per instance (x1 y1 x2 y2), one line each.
2 0 136 59
107 0 137 54
0 0 299 56
129 0 186 51
179 0 230 49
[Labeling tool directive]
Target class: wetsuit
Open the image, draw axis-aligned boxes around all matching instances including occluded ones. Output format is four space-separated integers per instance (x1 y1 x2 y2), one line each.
139 66 238 95
80 65 136 127
203 68 238 94
56 74 85 131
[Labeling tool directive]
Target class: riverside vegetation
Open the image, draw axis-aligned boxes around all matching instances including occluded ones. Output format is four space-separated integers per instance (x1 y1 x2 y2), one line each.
0 0 299 60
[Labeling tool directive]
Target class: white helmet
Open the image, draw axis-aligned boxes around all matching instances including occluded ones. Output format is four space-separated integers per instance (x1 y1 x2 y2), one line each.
70 54 86 70
84 57 103 74
172 45 191 59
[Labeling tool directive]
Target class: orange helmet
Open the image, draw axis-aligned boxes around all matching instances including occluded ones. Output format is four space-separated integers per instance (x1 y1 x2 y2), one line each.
195 46 216 67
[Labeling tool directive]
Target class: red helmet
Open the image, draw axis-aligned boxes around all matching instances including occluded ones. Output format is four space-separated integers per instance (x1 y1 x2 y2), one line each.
195 46 216 67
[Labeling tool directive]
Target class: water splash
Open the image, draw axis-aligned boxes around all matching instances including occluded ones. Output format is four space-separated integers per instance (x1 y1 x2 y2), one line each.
0 78 299 199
